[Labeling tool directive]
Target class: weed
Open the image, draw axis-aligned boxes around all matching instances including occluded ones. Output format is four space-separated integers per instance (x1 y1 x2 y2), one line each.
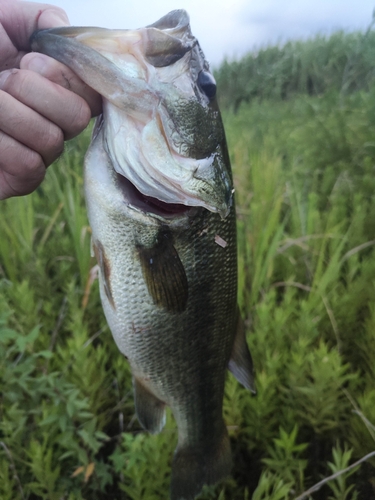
1 29 375 499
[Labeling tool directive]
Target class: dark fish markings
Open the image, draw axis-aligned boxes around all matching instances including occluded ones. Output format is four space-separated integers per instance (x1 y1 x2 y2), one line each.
93 240 116 310
137 228 188 313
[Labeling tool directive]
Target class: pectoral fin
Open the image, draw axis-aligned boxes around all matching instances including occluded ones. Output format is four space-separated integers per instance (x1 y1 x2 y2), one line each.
137 229 188 313
133 377 166 434
228 311 256 393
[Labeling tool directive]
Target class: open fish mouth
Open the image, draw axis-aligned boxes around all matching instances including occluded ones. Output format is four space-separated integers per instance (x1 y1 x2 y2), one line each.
31 9 233 219
116 172 193 218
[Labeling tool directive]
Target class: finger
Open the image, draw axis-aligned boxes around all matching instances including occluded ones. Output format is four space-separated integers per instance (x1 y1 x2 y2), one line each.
0 67 92 139
0 21 21 72
0 131 45 199
0 88 64 166
0 1 69 51
21 53 102 117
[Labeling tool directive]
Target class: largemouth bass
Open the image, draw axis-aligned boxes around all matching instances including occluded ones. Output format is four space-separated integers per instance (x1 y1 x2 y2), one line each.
31 10 255 500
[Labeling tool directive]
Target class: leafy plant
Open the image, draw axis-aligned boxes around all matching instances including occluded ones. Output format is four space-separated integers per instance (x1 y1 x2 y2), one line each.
2 27 375 499
326 444 359 500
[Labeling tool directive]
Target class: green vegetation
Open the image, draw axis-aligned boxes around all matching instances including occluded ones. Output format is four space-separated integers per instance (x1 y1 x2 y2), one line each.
1 27 375 500
214 25 375 111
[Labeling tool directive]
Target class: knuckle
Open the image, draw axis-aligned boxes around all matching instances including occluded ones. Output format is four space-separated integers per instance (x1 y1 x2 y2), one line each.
45 124 64 156
22 150 46 179
48 6 68 22
0 69 28 96
0 132 46 197
76 100 92 130
68 100 91 137
33 123 65 167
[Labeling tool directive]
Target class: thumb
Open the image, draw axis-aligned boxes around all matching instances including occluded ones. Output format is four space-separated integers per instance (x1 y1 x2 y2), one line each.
37 6 70 30
0 2 70 50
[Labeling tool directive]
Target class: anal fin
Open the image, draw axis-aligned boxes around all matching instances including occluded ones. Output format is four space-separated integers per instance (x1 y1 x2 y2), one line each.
228 309 256 393
133 377 166 434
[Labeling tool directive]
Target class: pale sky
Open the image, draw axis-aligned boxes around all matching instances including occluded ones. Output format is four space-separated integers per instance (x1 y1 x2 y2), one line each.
43 0 375 66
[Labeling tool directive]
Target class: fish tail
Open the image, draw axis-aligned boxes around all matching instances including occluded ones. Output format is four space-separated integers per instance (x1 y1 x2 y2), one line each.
170 423 232 500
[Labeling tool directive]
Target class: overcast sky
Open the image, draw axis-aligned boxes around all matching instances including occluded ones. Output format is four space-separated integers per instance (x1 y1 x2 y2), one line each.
44 0 375 66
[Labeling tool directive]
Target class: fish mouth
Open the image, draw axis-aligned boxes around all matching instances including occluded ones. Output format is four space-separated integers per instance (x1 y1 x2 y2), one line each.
31 11 233 219
116 172 192 218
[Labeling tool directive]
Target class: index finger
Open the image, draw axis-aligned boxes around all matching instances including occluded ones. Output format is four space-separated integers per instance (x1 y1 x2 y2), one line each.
0 0 69 51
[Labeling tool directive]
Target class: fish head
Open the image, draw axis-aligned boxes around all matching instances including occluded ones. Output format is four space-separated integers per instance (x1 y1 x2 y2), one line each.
31 10 233 219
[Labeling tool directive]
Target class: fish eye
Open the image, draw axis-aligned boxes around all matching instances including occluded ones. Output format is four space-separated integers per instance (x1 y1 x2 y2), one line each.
198 71 217 100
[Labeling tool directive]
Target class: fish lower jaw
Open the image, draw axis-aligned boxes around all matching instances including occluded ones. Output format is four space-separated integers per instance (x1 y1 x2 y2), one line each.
116 172 193 218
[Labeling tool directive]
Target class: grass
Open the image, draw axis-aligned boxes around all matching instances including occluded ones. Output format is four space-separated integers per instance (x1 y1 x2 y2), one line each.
214 24 375 111
1 30 375 499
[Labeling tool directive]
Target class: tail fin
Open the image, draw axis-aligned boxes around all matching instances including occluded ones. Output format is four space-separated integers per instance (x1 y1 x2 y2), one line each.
170 423 232 500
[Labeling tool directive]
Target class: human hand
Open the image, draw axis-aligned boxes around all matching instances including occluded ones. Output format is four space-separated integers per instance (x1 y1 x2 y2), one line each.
0 0 102 199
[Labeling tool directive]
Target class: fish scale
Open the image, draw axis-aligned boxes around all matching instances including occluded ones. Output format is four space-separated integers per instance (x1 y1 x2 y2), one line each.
31 9 255 500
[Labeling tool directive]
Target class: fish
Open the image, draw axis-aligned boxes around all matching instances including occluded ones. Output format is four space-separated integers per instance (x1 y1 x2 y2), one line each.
31 10 255 500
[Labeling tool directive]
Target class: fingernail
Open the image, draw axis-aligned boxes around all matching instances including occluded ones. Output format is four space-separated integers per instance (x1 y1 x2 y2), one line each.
0 70 11 87
39 9 70 29
23 55 48 74
45 11 70 27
